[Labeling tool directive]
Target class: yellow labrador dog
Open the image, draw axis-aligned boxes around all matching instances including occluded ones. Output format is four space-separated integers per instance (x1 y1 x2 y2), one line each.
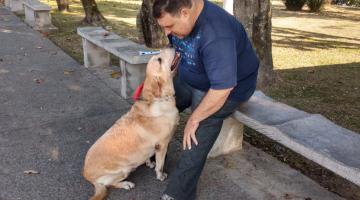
83 48 180 200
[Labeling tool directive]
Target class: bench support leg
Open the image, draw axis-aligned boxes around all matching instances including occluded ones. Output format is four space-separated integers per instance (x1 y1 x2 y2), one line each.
208 117 243 158
82 38 110 68
5 0 23 12
34 11 53 30
120 60 146 99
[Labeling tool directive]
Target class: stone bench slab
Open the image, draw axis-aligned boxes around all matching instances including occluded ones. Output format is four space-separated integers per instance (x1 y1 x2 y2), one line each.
23 0 56 31
277 115 360 168
77 27 154 65
23 0 51 10
4 0 24 12
235 91 360 186
239 91 310 125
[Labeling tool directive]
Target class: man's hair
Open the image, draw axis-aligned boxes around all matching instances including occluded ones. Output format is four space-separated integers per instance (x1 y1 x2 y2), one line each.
153 0 193 18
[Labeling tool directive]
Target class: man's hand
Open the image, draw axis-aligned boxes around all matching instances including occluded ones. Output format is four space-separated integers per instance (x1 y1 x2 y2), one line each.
182 88 233 150
183 117 199 150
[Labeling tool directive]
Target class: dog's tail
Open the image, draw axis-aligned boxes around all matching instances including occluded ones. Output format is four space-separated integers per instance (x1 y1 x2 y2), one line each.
89 183 107 200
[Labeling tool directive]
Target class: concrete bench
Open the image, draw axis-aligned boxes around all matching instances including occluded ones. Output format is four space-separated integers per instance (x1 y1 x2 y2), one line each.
208 116 243 158
23 0 56 31
77 27 157 99
5 0 23 12
232 91 360 186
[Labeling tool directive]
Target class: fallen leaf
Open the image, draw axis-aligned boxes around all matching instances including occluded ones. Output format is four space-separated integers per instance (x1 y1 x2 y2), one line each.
20 47 25 50
34 79 44 84
24 170 40 174
64 69 75 75
110 71 122 79
307 69 315 73
42 32 49 37
103 31 110 37
105 26 113 30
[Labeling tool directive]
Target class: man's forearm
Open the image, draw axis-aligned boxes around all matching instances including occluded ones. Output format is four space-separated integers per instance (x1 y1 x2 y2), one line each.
189 88 233 124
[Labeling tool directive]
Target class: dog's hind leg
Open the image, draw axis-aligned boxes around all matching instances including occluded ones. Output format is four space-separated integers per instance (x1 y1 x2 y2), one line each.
109 172 135 190
111 181 135 190
89 183 107 200
146 158 156 168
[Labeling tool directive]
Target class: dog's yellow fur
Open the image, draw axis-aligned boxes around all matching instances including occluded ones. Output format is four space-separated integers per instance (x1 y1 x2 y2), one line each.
83 49 179 200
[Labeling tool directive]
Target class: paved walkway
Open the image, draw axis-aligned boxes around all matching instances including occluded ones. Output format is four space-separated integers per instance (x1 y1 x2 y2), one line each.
0 7 344 200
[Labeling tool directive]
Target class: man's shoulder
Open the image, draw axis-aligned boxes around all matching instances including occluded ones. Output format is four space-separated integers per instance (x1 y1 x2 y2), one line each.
199 1 243 42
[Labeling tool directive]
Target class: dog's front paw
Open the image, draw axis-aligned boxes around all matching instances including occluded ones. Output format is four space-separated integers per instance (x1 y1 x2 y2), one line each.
156 172 168 181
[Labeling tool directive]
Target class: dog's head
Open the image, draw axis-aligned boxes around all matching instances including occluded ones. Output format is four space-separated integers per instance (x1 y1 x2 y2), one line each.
142 48 180 102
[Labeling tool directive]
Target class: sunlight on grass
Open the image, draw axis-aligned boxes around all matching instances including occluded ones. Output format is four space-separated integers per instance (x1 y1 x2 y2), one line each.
106 15 136 24
271 0 360 69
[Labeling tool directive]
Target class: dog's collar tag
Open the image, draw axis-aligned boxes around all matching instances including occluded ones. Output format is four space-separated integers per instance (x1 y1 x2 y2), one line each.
133 82 144 101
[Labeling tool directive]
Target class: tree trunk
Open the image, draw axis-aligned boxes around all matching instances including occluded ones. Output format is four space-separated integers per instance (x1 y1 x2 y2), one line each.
233 0 274 89
137 0 168 48
56 0 70 12
324 0 332 8
80 0 106 24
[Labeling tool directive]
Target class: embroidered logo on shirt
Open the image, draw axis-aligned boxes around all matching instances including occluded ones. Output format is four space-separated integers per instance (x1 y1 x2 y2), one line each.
172 32 201 67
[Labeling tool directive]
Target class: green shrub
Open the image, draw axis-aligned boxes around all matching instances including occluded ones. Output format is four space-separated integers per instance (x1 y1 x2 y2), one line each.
307 0 325 12
333 0 360 6
283 0 307 11
348 0 360 6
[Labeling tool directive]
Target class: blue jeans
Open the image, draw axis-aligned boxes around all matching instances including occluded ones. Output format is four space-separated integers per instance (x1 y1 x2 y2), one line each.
164 75 246 200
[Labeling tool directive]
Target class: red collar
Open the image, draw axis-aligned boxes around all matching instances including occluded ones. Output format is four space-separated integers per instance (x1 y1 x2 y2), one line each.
133 82 144 101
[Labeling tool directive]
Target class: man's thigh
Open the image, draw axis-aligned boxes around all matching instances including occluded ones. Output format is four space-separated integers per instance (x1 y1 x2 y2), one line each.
174 75 192 112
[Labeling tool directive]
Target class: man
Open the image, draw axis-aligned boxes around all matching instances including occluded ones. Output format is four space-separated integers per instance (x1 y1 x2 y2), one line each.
153 0 259 199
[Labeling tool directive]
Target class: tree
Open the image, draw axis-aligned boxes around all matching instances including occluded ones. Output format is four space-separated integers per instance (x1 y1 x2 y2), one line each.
233 0 274 89
80 0 106 24
56 0 70 12
137 0 168 48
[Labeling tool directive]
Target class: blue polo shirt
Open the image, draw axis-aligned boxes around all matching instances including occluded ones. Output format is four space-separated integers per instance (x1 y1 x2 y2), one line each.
169 0 259 102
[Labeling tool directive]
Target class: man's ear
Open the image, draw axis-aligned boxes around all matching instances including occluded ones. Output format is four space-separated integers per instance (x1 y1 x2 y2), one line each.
180 8 191 19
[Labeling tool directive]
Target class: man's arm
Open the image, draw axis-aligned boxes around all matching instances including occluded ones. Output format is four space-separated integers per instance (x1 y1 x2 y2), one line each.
183 87 233 150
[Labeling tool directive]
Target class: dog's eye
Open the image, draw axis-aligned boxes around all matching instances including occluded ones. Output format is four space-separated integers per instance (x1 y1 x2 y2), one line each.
157 58 162 64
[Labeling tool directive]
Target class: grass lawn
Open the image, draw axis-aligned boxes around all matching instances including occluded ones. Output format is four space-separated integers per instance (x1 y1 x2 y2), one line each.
36 0 359 133
268 0 360 133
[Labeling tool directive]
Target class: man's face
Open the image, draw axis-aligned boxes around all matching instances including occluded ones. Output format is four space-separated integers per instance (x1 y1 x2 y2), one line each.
157 9 193 39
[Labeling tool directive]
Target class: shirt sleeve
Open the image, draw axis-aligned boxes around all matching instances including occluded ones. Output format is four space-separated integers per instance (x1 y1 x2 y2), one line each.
201 38 237 90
